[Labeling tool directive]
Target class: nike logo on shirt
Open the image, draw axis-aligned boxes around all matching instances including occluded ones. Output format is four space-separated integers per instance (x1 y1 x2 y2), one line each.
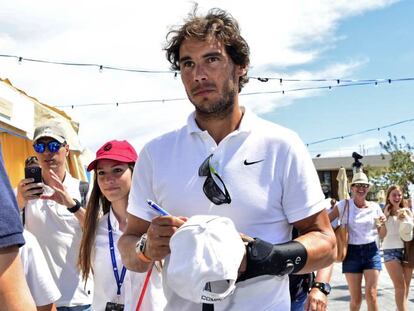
244 159 264 166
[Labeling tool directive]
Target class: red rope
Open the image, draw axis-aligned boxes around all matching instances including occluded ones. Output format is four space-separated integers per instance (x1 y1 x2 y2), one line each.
135 266 153 311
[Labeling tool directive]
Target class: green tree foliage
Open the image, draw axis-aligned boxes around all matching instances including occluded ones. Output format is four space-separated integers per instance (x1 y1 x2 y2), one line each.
375 132 414 196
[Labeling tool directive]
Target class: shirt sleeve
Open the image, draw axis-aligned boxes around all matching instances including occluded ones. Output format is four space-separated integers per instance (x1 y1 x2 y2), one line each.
280 134 325 223
0 149 25 248
127 145 158 221
21 231 61 306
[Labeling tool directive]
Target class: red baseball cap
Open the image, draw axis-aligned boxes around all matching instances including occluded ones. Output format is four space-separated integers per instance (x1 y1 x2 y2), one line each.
87 140 138 172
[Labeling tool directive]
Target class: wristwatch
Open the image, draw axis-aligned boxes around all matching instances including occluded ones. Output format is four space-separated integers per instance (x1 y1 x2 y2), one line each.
135 233 152 263
311 282 331 295
67 198 81 213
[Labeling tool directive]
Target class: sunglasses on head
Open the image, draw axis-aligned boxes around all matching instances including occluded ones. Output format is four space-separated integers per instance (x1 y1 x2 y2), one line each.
198 154 231 205
353 183 369 189
33 140 65 153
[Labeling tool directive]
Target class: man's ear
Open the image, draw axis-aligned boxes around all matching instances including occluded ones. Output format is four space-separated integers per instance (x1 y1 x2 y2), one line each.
64 144 70 156
236 65 247 77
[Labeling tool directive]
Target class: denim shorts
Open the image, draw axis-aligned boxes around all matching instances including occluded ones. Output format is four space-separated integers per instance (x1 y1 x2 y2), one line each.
383 248 404 262
342 242 382 273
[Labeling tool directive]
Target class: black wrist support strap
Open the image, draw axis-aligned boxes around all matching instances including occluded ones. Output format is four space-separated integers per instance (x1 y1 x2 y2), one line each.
238 238 307 282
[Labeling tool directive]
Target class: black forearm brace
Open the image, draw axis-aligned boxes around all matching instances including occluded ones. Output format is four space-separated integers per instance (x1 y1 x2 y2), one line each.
238 238 307 282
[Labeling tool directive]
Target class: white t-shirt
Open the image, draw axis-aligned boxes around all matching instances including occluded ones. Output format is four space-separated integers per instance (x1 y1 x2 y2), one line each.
337 199 384 245
20 230 61 307
93 209 166 311
128 108 325 311
25 172 93 307
382 215 404 249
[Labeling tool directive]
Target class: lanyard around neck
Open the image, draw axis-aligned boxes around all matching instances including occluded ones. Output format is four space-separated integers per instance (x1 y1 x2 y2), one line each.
107 214 127 296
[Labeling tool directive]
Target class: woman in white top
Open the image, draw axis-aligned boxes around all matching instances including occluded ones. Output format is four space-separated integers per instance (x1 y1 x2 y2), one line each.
329 172 386 311
382 185 413 311
78 140 166 311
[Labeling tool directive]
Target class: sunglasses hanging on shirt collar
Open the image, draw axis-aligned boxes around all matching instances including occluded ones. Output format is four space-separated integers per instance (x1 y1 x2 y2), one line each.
198 154 231 205
33 140 66 153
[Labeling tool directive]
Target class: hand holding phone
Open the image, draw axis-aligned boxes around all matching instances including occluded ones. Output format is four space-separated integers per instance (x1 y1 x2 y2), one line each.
24 166 43 196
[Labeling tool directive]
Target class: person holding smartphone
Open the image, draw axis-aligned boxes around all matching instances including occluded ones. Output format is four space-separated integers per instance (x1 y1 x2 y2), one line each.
16 155 61 311
16 157 44 208
15 123 93 311
78 140 165 311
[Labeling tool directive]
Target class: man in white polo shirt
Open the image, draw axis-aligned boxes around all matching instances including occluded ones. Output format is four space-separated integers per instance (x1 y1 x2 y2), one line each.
16 123 93 310
119 7 336 311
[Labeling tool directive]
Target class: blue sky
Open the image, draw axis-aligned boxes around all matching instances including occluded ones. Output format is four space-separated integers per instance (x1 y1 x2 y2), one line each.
265 0 413 157
0 0 412 159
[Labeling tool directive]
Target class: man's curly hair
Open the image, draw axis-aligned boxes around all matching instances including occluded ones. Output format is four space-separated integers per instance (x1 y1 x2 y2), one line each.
164 7 250 93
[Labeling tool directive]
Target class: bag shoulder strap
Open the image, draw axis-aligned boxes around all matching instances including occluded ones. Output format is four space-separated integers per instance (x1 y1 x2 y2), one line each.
339 199 349 225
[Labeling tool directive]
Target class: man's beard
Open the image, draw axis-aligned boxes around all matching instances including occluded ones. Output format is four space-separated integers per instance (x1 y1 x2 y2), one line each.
193 89 235 120
190 74 238 120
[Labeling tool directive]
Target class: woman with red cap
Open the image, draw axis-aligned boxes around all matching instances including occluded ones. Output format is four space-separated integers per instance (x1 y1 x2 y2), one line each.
78 140 166 311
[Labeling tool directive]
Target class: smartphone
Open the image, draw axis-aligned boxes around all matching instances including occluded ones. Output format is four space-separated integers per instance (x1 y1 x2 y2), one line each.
24 166 43 195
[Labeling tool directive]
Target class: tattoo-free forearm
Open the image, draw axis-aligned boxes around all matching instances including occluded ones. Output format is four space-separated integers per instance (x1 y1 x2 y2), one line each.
0 248 36 311
118 233 151 273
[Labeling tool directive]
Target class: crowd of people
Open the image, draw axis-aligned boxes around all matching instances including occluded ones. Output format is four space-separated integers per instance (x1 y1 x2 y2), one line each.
0 6 413 311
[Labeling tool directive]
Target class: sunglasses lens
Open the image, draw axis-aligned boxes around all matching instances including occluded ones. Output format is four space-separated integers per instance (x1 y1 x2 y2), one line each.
198 154 231 205
33 143 45 153
48 141 61 153
203 177 225 204
198 155 212 176
354 183 369 188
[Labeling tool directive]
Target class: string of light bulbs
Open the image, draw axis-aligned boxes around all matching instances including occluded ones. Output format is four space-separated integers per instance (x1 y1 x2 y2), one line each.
54 78 413 109
305 118 414 146
0 54 172 74
2 54 413 85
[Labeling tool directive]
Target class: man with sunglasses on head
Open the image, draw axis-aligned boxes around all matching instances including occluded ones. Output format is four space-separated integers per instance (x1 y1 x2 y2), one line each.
16 123 93 311
119 7 335 311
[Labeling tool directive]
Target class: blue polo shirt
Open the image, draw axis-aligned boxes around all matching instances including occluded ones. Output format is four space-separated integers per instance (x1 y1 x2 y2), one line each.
0 148 25 248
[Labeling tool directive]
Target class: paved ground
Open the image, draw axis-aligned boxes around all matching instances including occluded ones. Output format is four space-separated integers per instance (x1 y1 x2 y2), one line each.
328 262 414 310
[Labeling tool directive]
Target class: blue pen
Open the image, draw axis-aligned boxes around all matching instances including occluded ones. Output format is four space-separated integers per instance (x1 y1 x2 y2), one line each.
147 199 170 216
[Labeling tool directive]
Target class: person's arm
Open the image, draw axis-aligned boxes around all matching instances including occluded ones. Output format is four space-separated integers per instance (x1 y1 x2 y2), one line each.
37 303 57 311
238 209 336 281
328 205 339 222
293 209 336 273
376 205 387 239
0 246 36 311
16 178 45 210
304 265 334 311
118 214 152 273
118 213 187 273
39 170 86 226
377 219 387 239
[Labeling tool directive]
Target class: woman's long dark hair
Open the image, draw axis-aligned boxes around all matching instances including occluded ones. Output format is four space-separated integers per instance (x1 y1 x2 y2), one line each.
78 164 134 282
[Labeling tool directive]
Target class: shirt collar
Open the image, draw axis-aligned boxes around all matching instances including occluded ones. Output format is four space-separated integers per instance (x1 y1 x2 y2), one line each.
186 106 254 135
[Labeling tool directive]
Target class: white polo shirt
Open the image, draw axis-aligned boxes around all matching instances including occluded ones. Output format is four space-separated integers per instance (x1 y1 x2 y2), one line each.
128 108 325 311
20 230 61 307
93 209 166 311
25 172 93 307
